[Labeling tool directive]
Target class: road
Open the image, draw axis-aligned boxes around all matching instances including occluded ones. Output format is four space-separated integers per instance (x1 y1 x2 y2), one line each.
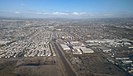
50 40 76 76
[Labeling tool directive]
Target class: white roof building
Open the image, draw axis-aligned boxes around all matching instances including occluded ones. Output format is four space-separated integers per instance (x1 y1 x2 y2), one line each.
72 46 82 54
80 47 94 54
60 44 71 51
70 41 82 46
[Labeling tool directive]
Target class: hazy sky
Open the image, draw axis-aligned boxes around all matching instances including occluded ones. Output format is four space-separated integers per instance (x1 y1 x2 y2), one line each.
0 0 133 18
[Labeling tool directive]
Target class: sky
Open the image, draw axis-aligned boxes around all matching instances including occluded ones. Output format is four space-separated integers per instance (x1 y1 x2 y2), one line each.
0 0 133 18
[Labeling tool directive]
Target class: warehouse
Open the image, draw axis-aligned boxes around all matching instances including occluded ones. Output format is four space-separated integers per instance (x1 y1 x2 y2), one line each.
80 47 94 54
60 44 71 51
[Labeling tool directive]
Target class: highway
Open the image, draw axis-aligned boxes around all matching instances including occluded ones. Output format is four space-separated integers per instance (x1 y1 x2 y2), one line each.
50 40 76 76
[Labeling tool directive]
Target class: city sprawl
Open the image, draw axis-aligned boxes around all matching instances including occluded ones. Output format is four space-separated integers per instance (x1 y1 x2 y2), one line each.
0 18 133 76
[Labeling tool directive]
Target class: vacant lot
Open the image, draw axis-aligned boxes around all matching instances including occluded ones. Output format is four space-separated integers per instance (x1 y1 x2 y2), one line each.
0 56 63 76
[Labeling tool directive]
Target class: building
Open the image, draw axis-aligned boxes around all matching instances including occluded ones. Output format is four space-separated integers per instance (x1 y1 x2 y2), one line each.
80 47 94 54
60 44 71 51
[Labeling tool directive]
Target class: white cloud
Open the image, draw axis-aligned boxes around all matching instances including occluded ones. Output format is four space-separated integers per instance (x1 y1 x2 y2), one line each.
1 9 133 18
72 12 79 15
72 12 87 16
34 11 90 18
52 12 69 15
15 11 20 14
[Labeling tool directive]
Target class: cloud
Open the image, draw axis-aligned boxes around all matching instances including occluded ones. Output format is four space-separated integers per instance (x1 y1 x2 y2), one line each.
15 11 20 14
0 10 91 18
35 11 88 16
72 12 87 15
4 10 132 18
72 12 79 15
52 12 69 15
35 12 69 16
